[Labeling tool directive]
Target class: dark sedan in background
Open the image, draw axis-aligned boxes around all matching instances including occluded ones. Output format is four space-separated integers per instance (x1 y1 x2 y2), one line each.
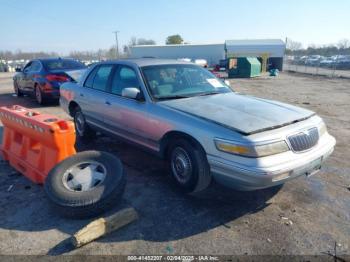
13 58 86 104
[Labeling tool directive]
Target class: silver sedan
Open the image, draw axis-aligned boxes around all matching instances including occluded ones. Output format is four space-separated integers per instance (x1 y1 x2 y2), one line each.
60 59 336 192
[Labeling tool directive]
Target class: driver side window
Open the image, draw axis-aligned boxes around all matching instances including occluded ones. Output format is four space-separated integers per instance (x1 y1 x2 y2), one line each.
23 62 33 73
110 66 140 96
30 61 41 72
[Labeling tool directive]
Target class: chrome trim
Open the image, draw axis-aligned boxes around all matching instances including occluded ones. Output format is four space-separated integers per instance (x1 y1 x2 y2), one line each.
287 127 319 153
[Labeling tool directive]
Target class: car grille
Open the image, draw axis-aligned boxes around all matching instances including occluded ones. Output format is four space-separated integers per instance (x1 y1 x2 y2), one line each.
288 127 319 152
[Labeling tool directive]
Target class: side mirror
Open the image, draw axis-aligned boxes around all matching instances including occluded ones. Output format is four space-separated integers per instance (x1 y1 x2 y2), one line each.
15 67 22 72
122 87 144 101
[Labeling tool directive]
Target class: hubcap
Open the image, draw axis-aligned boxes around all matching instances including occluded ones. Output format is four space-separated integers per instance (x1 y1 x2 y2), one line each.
75 112 85 136
35 87 42 103
171 147 192 184
62 161 106 192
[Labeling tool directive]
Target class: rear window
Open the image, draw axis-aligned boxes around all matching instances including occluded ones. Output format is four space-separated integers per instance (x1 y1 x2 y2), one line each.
43 59 86 71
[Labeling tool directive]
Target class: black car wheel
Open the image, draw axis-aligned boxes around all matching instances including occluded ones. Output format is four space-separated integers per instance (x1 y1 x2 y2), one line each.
73 107 96 141
14 81 23 97
44 151 126 219
168 139 211 193
35 85 45 105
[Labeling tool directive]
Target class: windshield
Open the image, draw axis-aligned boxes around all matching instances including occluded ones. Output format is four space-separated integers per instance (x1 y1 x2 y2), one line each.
43 59 86 71
141 64 231 100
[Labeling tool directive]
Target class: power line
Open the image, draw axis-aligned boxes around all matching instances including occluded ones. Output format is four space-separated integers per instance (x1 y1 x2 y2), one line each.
113 31 120 58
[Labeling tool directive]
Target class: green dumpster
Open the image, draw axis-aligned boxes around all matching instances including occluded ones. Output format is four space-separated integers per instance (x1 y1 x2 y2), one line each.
228 57 261 78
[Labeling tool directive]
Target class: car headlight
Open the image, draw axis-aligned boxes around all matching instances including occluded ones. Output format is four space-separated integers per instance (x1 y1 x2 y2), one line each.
318 121 327 137
214 139 289 157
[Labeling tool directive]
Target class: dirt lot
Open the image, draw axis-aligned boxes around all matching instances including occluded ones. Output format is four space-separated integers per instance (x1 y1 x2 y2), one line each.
0 72 349 257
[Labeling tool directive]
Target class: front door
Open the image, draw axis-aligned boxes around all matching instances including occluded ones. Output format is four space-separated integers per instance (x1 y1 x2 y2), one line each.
25 61 41 92
19 61 32 91
103 65 156 150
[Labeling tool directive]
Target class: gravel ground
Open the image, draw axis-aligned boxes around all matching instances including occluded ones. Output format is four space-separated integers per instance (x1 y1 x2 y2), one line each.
0 72 349 257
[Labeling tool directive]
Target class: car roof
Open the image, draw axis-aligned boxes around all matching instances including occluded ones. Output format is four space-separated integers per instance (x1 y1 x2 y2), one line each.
101 58 193 67
36 57 80 62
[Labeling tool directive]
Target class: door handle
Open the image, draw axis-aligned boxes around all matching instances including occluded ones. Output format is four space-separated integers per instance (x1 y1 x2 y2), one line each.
105 101 111 105
80 93 84 97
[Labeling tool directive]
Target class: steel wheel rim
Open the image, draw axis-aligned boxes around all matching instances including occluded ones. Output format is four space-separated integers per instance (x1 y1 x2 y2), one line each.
75 112 85 136
171 147 193 184
62 161 107 192
35 87 42 103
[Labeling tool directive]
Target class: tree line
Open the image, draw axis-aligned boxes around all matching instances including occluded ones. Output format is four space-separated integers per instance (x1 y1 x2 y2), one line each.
3 36 349 61
0 34 185 61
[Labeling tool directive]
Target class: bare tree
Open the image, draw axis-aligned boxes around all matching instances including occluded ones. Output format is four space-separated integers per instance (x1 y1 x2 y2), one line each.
337 39 350 49
123 45 130 55
130 37 137 47
137 38 156 45
123 37 156 56
286 38 303 51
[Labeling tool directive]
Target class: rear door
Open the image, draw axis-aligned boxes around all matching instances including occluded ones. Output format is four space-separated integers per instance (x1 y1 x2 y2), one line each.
78 64 114 128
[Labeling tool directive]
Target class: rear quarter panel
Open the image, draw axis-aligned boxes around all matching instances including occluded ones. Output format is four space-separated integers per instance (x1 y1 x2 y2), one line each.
60 67 92 115
60 82 80 115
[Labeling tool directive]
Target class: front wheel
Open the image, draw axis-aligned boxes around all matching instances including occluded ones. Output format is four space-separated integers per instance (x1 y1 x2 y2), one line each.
168 139 211 193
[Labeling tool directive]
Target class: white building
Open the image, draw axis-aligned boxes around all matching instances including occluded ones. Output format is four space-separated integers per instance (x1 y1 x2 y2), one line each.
130 43 225 66
225 39 285 70
130 39 286 70
225 39 285 57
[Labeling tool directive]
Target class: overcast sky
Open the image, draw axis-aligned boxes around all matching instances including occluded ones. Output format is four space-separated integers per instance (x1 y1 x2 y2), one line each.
1 0 349 54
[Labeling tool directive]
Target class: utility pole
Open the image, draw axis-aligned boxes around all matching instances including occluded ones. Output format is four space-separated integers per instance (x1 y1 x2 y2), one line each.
113 31 119 58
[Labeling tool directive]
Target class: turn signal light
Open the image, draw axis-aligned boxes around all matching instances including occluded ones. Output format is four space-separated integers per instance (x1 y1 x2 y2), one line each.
272 172 290 182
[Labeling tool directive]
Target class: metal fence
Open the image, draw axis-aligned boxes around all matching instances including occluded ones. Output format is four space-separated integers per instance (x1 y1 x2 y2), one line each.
283 55 350 78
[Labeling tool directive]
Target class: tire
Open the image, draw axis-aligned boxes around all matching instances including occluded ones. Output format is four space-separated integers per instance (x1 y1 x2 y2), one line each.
73 107 96 141
14 81 23 97
44 151 126 219
167 139 211 193
35 85 46 105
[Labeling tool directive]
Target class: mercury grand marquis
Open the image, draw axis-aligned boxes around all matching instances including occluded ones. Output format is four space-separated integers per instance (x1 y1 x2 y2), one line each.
60 59 336 193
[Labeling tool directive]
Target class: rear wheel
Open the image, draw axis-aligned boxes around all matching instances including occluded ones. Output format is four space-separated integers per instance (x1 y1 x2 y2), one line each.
14 81 23 97
73 107 96 141
167 139 211 193
35 85 45 105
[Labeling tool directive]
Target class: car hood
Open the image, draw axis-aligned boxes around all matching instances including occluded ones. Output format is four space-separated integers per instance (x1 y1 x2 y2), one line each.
159 92 315 135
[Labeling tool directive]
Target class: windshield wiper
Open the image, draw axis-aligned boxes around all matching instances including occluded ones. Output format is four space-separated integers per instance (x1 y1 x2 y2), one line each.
196 91 221 96
156 95 190 100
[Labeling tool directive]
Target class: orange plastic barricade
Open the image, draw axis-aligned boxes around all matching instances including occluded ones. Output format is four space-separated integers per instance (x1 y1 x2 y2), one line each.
0 105 76 184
